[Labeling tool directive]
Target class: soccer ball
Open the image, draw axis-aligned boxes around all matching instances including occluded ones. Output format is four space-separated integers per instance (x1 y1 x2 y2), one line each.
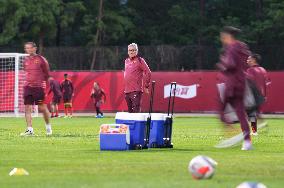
188 155 217 179
236 182 267 188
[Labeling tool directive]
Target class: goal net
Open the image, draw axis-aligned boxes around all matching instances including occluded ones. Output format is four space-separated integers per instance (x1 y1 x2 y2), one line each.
0 53 38 117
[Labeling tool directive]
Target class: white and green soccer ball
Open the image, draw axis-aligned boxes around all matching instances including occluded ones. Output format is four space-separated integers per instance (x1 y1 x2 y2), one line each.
188 155 217 179
236 182 267 188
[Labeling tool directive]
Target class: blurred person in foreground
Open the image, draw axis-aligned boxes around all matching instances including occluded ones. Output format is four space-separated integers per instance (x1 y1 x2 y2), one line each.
217 26 252 150
21 42 52 136
90 82 106 118
124 43 151 113
246 54 269 136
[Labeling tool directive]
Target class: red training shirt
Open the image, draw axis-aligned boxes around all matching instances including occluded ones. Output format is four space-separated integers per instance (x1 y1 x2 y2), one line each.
91 88 106 103
23 54 50 88
60 79 74 96
124 56 151 93
246 65 269 96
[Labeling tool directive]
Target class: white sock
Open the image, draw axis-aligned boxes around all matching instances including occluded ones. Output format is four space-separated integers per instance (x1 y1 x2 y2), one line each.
28 127 33 132
46 124 52 130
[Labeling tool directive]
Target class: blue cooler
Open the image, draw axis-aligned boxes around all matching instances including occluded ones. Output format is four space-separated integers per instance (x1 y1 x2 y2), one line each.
115 112 147 149
100 124 130 151
149 113 166 148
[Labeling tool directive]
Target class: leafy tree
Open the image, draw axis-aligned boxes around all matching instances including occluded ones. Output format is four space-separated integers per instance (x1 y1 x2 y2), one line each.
0 0 27 45
55 0 85 46
0 0 84 50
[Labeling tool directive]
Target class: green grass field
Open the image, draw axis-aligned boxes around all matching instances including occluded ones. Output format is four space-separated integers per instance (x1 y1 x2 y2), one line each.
0 116 283 188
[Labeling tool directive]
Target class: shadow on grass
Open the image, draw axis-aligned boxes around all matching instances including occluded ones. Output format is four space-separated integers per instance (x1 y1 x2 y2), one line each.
82 147 218 154
45 134 99 138
63 116 114 119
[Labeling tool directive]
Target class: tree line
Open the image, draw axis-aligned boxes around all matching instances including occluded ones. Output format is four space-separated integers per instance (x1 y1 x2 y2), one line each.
0 0 283 70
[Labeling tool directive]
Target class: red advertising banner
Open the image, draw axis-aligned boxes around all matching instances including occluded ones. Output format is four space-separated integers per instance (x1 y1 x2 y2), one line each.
49 71 126 112
48 71 284 113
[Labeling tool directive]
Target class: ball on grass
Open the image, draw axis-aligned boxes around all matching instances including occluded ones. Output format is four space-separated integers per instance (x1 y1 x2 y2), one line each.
236 182 267 188
188 155 217 180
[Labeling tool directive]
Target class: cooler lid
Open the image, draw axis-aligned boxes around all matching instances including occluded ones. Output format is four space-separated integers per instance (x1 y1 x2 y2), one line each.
151 113 166 120
115 112 146 121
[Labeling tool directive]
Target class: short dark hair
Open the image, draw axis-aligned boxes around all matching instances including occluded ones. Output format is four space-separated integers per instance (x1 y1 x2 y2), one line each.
221 26 242 38
251 53 261 64
64 73 68 77
24 42 37 48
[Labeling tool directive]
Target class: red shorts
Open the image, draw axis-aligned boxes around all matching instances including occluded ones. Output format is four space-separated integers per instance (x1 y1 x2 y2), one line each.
24 86 45 105
63 94 72 103
52 95 62 104
94 100 103 108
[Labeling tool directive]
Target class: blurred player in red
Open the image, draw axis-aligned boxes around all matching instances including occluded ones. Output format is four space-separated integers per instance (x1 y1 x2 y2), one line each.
90 82 106 118
60 73 74 118
21 42 52 136
217 26 252 150
246 54 269 135
47 77 62 118
124 43 151 113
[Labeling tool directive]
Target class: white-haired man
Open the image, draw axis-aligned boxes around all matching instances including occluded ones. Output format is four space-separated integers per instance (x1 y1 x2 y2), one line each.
124 43 151 113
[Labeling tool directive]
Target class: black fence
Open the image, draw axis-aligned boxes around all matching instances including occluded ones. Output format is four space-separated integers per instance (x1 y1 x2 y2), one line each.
0 45 283 71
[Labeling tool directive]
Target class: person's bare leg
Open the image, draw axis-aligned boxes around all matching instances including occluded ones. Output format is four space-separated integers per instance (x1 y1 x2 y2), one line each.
20 105 34 135
39 104 50 124
25 105 33 128
50 103 55 117
55 104 59 116
64 104 68 117
38 104 52 135
69 104 73 117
